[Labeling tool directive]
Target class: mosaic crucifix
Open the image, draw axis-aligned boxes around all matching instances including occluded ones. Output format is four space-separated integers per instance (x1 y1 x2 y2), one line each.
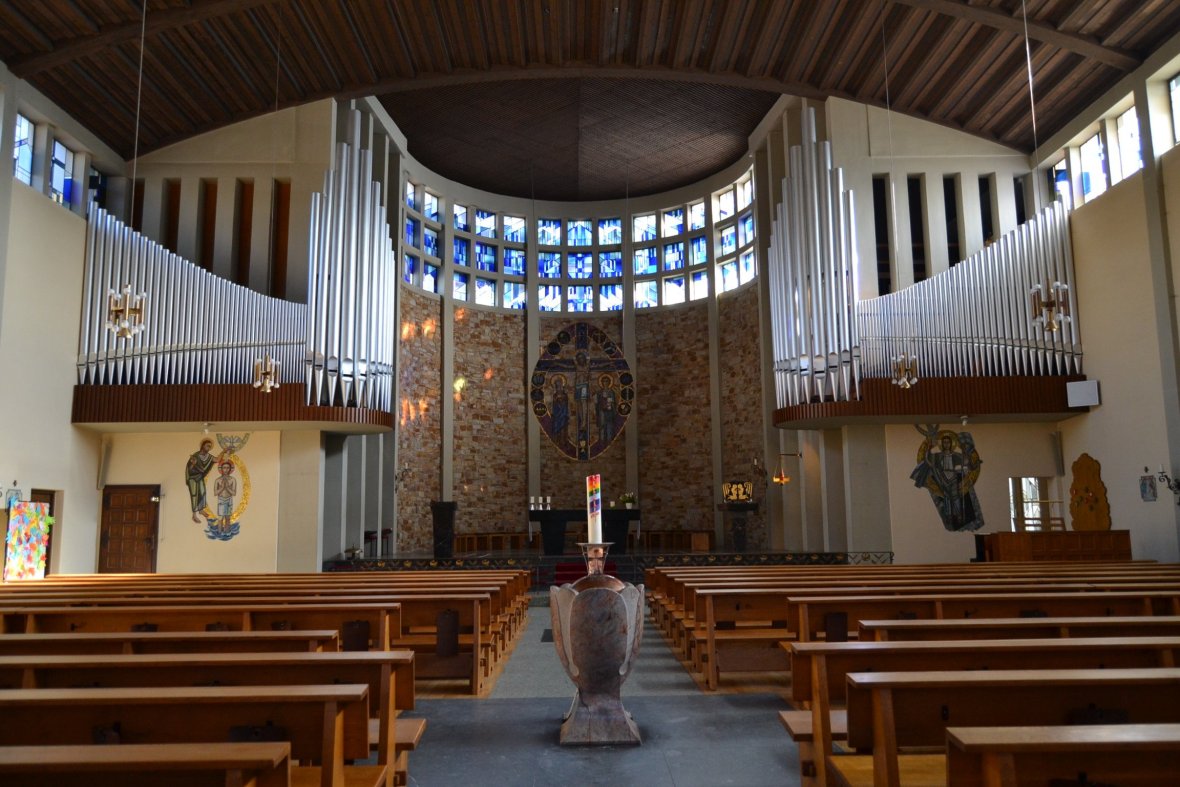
531 322 634 460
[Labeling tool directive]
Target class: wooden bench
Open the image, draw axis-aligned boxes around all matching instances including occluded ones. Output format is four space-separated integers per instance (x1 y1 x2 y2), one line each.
833 667 1180 787
783 636 1180 786
0 629 339 655
0 684 381 787
0 742 292 787
391 594 488 694
945 722 1180 786
859 614 1180 641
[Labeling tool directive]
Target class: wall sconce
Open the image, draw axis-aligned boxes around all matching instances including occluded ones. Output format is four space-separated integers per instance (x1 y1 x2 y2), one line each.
253 352 280 393
1155 466 1180 504
890 353 919 389
1030 280 1070 332
772 452 801 485
105 284 146 338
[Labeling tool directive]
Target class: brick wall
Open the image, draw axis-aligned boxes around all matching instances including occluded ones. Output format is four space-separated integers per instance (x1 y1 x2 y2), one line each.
396 286 442 551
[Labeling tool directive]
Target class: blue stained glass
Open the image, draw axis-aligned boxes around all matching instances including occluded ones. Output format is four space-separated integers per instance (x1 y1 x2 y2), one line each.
423 226 438 258
568 252 593 279
539 252 562 278
633 247 657 276
475 277 496 306
690 270 709 300
720 226 737 255
599 284 622 311
453 204 469 231
690 236 708 266
740 250 756 283
503 248 525 276
633 214 656 242
717 188 735 220
663 242 684 271
567 286 593 312
538 285 561 311
50 140 72 206
662 208 684 237
405 182 417 210
538 218 562 246
568 220 593 246
634 280 658 308
454 271 469 301
475 242 497 272
13 114 32 185
599 251 622 279
664 276 686 305
719 261 739 292
738 178 754 209
503 281 526 309
423 263 439 293
475 209 496 238
688 202 706 231
403 253 418 284
739 212 755 247
423 192 439 221
453 238 469 266
405 217 420 248
598 218 622 245
504 215 526 243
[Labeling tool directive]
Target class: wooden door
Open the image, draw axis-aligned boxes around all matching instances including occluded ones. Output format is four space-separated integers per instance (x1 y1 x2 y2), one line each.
98 485 159 573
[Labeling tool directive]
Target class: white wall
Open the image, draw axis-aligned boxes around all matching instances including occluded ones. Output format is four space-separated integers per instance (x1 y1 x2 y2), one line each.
104 431 281 573
277 430 324 572
886 422 1059 564
0 184 101 573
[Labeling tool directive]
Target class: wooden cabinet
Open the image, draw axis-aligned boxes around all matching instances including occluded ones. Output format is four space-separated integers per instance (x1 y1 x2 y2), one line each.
981 530 1132 562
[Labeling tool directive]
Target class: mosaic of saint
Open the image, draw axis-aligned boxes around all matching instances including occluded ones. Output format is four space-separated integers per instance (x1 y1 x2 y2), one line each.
185 432 252 541
910 425 984 532
531 323 633 460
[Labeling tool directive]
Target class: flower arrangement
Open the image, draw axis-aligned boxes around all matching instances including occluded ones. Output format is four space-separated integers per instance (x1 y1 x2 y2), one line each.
618 491 637 505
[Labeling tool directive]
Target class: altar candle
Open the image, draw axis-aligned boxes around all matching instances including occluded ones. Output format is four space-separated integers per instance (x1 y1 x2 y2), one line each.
586 474 602 543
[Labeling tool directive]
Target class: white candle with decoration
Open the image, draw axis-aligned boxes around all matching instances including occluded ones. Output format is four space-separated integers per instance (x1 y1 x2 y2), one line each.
586 474 602 543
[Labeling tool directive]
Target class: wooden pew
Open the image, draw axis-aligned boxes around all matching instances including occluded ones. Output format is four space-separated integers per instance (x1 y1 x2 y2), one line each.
0 629 338 655
0 742 292 787
0 684 380 787
945 723 1180 786
859 614 1180 641
833 668 1180 787
782 637 1180 786
0 651 417 787
391 594 488 694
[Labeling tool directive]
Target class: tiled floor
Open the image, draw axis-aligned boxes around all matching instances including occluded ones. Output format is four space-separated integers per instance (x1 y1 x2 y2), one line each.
404 599 802 786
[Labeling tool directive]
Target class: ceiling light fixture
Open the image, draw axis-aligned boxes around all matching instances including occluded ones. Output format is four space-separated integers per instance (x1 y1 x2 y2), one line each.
772 452 801 486
253 352 281 393
891 351 919 389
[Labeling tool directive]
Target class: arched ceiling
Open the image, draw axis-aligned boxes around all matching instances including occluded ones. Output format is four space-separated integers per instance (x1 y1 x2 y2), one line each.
1 0 1177 201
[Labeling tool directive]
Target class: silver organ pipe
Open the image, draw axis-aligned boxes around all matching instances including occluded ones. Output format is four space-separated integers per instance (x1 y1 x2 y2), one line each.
768 108 861 406
77 206 307 387
304 109 397 411
856 201 1081 380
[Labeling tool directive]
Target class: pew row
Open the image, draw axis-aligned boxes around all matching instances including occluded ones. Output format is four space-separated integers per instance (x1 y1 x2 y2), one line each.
0 629 339 655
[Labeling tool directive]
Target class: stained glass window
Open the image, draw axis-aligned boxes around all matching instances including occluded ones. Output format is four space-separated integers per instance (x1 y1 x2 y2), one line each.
453 204 469 231
538 284 561 311
738 213 755 247
454 271 469 301
663 276 685 305
475 277 496 306
453 238 469 267
688 201 706 231
568 252 592 279
405 217 419 248
719 261 738 292
504 281 526 309
568 219 592 246
633 214 657 242
599 284 622 311
720 225 737 255
740 250 756 283
690 236 708 266
539 252 562 278
403 253 418 283
634 247 657 276
634 280 658 308
405 181 417 210
422 226 438 258
598 217 622 245
423 263 439 293
13 113 32 185
663 242 684 271
475 209 496 238
567 285 593 312
538 218 562 246
503 248 526 276
716 188 735 220
690 270 709 300
475 241 497 272
662 207 684 237
423 192 439 221
737 178 754 210
504 214 526 243
50 140 74 206
599 251 622 279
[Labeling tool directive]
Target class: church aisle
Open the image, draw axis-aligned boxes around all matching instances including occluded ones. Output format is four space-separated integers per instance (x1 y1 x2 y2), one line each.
405 602 801 786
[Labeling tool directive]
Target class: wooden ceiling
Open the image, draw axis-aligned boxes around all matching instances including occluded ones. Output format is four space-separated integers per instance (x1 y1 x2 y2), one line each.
2 0 1178 201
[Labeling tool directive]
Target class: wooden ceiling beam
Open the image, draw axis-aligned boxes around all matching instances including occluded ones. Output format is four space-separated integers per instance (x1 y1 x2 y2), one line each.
7 0 274 78
892 0 1139 71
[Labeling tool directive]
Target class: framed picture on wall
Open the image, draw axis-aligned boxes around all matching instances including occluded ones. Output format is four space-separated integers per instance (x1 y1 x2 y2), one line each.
1140 474 1158 502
